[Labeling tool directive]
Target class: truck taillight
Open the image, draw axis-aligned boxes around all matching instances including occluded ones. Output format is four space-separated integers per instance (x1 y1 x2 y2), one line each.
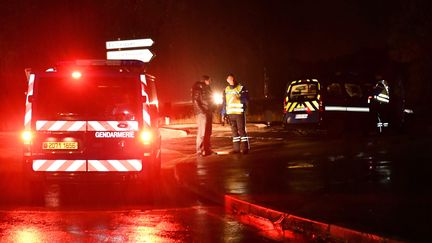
140 130 152 145
21 131 33 144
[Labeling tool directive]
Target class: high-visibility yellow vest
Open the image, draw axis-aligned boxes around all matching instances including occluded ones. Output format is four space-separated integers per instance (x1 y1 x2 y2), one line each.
374 80 390 103
225 85 244 114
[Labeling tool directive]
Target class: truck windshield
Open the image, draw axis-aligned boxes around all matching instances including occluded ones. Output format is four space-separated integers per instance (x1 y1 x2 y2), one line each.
288 83 318 101
34 76 140 121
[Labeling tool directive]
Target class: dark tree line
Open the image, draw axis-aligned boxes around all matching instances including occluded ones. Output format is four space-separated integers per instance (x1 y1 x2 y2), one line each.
0 0 430 130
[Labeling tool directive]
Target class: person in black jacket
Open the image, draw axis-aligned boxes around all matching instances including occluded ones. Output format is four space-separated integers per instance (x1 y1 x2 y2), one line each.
192 75 215 156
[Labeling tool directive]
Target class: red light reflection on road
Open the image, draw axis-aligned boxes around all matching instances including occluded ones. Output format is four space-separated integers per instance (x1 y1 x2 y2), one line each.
12 227 42 243
0 206 254 242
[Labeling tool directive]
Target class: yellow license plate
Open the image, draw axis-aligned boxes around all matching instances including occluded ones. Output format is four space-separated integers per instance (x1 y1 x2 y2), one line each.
43 142 78 150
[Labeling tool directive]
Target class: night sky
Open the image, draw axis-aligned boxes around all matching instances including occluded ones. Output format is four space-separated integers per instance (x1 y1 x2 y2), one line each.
0 0 431 128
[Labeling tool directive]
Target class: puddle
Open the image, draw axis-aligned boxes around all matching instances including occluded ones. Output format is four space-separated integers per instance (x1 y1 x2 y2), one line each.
286 161 315 169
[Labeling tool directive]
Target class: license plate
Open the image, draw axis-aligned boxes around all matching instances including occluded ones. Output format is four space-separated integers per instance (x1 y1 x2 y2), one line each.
295 114 308 119
43 142 78 150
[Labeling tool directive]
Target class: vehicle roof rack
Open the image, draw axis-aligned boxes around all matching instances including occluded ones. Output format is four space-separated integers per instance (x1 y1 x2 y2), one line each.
47 59 148 73
56 59 145 67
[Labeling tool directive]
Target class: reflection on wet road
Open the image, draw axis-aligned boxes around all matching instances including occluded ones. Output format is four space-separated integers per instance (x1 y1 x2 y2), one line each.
1 129 431 242
0 207 260 242
0 172 272 242
0 131 279 242
173 130 432 242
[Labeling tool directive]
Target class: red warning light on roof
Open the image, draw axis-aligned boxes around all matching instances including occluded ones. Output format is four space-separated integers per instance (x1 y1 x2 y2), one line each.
71 71 82 79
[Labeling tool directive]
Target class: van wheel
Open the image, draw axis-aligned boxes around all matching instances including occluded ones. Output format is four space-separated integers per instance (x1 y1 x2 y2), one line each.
23 159 45 204
26 176 46 205
149 153 162 193
131 155 161 203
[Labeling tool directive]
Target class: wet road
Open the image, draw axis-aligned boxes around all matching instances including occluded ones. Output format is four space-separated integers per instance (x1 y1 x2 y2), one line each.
0 171 275 242
167 125 432 242
0 132 278 242
0 207 255 242
1 125 431 242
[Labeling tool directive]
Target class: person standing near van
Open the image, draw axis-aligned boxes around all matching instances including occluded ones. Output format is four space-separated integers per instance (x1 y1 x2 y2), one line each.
192 75 215 156
221 74 250 154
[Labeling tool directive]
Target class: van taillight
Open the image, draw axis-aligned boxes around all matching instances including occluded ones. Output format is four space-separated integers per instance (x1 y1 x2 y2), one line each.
71 71 82 79
21 131 33 144
140 130 153 145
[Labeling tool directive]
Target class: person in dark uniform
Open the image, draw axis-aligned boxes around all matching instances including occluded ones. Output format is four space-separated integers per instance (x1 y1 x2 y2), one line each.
192 75 215 156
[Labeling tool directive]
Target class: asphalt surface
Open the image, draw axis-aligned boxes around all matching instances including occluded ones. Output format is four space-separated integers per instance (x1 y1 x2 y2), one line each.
1 122 431 242
165 123 432 242
0 131 283 242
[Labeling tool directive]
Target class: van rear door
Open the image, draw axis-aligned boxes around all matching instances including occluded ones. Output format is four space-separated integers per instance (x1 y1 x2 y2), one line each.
284 80 320 124
31 72 144 172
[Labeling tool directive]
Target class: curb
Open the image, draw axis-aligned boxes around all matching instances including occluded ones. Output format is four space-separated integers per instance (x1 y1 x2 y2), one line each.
160 125 192 133
173 163 401 242
173 160 402 242
160 127 189 140
162 123 269 131
225 195 402 243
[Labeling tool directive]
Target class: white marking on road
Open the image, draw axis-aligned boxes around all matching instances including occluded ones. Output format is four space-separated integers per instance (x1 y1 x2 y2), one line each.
215 150 230 155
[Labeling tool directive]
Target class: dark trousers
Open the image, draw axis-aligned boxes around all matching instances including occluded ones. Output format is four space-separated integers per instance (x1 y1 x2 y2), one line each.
228 114 249 152
196 113 212 153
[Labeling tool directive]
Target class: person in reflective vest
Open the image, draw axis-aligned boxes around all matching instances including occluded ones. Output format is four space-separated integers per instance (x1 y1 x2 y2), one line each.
371 79 391 130
221 73 250 154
